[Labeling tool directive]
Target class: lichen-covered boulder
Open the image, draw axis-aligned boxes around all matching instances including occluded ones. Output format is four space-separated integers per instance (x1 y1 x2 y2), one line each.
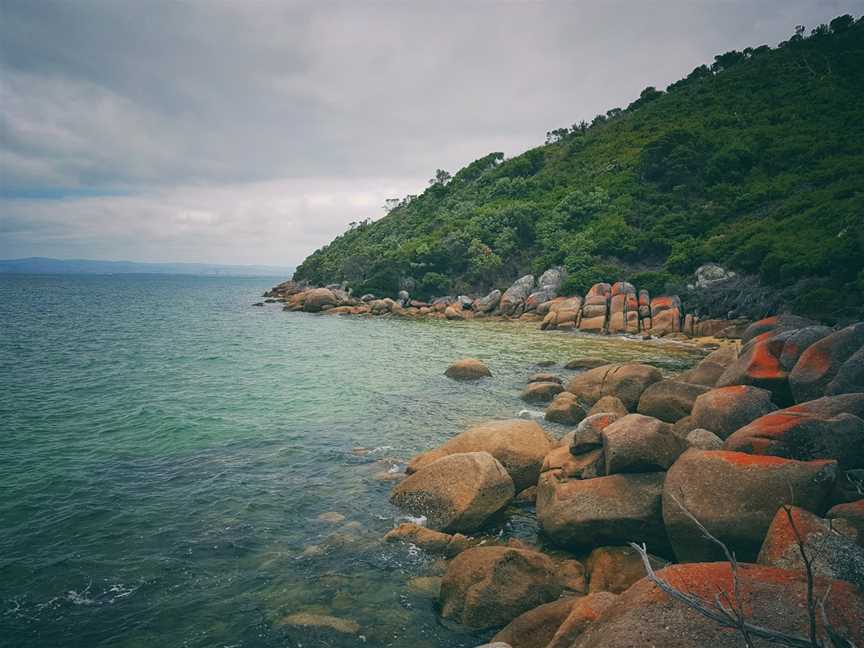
601 414 683 474
740 314 817 345
757 506 864 590
569 562 864 648
445 358 492 380
537 471 667 550
778 325 833 370
717 332 792 405
545 592 619 648
540 296 583 331
499 275 536 317
663 449 837 562
405 419 553 492
636 380 710 423
439 546 563 629
566 363 663 411
789 323 864 403
579 283 612 332
475 289 502 313
724 409 864 469
689 385 778 439
390 452 515 532
826 345 864 397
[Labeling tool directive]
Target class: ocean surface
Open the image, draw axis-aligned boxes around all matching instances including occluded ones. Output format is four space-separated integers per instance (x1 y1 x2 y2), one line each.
0 274 705 648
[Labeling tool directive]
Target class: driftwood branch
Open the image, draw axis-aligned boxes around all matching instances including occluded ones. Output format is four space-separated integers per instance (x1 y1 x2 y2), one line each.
630 493 855 648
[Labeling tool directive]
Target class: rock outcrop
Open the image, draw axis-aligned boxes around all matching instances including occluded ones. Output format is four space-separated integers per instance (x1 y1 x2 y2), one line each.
566 363 663 411
636 380 710 423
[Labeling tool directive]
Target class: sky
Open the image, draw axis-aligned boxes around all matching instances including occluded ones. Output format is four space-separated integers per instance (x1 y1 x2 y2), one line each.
1 0 861 266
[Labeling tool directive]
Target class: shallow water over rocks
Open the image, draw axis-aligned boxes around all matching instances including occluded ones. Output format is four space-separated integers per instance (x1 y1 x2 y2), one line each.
0 274 704 647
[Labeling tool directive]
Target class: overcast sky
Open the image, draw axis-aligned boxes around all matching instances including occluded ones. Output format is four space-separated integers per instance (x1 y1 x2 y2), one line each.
1 0 861 266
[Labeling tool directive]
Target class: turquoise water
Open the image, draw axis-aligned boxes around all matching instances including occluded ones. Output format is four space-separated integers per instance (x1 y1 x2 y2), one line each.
0 274 704 647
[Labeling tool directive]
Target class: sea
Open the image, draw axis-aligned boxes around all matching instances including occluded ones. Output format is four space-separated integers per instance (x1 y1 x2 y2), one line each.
0 274 704 647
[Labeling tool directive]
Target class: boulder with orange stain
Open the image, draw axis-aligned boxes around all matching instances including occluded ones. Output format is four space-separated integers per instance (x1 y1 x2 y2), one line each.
648 295 682 336
716 331 793 405
690 385 778 438
663 449 837 562
568 562 864 648
789 322 864 403
724 408 864 469
757 505 864 589
740 314 817 345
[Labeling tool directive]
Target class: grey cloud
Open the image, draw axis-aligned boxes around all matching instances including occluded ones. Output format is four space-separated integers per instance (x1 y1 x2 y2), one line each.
1 0 860 264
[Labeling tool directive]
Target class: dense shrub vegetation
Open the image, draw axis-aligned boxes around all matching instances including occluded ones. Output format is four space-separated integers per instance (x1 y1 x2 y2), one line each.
294 17 864 321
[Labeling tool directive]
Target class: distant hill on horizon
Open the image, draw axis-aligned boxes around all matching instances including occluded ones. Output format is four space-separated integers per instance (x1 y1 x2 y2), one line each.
0 257 295 277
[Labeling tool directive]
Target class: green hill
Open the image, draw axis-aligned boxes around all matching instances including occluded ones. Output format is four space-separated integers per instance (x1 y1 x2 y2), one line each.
294 16 864 322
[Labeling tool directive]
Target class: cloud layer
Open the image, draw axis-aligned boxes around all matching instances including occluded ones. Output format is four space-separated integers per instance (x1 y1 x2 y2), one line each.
1 0 858 264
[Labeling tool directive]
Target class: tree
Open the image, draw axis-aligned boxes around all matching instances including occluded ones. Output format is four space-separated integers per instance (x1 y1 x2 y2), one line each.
829 14 854 33
429 169 452 186
383 198 400 213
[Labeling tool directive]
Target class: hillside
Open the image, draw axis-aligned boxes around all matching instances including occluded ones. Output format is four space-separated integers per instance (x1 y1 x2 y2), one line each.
294 16 864 322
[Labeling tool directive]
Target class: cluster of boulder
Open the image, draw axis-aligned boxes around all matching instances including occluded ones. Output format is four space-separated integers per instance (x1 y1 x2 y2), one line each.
262 268 749 339
381 315 864 647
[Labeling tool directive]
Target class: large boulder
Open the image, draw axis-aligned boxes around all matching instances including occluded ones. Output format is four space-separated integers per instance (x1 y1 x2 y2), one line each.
663 449 837 562
570 412 621 454
789 323 864 403
827 345 864 397
566 363 663 411
716 332 792 405
445 358 492 380
636 380 710 423
677 345 737 386
689 385 778 439
579 283 611 332
724 410 864 469
757 506 864 590
648 295 681 336
694 263 736 288
476 289 502 313
405 419 553 491
302 287 338 312
439 546 563 630
500 275 536 317
541 446 605 480
740 314 817 345
544 392 589 426
490 596 578 648
778 325 833 370
390 452 515 532
587 395 628 417
568 562 864 648
538 267 565 293
544 592 619 648
537 471 668 550
601 414 683 474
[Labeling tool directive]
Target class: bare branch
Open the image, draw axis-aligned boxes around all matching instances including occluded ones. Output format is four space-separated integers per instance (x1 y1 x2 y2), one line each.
629 542 815 648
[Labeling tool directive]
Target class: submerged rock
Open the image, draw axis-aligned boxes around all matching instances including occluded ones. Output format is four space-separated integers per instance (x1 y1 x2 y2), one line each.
278 612 360 635
445 358 492 380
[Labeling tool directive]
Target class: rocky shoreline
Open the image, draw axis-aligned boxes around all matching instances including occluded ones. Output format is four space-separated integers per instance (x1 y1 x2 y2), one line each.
260 264 753 341
278 310 864 646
